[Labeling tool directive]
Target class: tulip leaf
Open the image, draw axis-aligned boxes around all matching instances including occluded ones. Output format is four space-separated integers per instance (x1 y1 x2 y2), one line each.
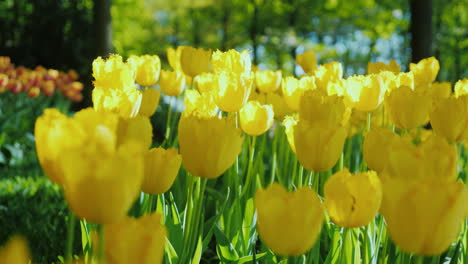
214 225 240 261
191 235 203 264
238 252 267 264
164 237 178 264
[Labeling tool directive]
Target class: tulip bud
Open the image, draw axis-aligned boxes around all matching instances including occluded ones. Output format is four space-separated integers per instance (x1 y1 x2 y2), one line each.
239 101 274 136
410 57 439 87
180 46 211 77
178 114 243 178
160 70 186 96
215 71 253 112
324 168 382 228
138 88 160 117
212 49 251 75
255 183 323 256
430 95 468 142
255 70 282 93
296 50 317 74
0 236 31 264
344 74 386 111
128 55 161 87
142 147 181 194
102 212 166 264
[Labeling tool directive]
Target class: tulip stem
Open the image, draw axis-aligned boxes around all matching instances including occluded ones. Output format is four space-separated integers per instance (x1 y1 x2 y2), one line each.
97 225 105 262
164 96 173 144
414 255 424 264
65 210 76 262
366 112 372 133
241 135 257 197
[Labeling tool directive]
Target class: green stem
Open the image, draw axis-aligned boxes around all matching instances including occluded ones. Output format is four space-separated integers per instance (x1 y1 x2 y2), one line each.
164 97 173 144
65 210 76 262
97 225 105 262
241 136 257 197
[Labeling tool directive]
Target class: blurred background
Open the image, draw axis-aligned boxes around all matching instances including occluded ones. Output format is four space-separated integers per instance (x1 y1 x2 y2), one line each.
0 0 467 263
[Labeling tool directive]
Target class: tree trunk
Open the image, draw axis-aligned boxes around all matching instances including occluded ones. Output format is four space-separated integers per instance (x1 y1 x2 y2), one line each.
220 0 230 50
409 0 432 63
93 0 113 57
250 0 259 65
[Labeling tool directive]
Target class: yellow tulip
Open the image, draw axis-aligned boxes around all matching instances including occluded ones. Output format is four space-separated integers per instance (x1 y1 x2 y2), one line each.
142 147 181 194
92 55 142 118
35 108 81 185
430 82 451 100
116 115 153 151
214 71 253 112
195 72 217 94
239 100 274 136
410 57 439 86
138 88 160 117
296 50 317 74
255 70 282 93
180 46 211 77
183 89 219 118
178 114 243 178
294 120 347 172
314 61 343 91
167 46 184 71
454 78 468 97
57 109 145 224
299 89 346 127
363 128 398 172
282 76 316 111
103 212 166 264
367 60 400 74
344 74 386 111
380 177 468 256
379 71 414 94
159 70 186 96
324 169 382 228
256 91 293 120
430 95 468 142
386 86 432 129
283 114 298 153
255 183 323 256
128 55 161 87
0 236 30 264
212 49 251 75
383 134 458 182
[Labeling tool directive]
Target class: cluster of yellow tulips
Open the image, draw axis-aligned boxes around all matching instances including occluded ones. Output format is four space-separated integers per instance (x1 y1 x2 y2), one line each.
1 45 467 263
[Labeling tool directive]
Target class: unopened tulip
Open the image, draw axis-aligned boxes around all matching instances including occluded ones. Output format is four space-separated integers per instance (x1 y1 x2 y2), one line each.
430 95 468 142
103 212 166 264
410 57 439 87
255 183 323 256
138 88 160 117
180 47 211 77
142 147 182 194
178 114 243 178
324 169 382 228
160 70 185 96
386 86 432 129
255 70 282 93
215 71 253 112
212 49 251 75
344 74 385 111
296 50 317 74
239 101 274 136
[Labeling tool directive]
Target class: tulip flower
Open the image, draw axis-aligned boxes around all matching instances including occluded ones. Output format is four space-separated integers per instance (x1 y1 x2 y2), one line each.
294 120 347 172
92 55 142 118
255 91 293 120
367 60 400 74
128 55 161 87
159 70 186 96
385 86 432 130
282 76 316 111
167 46 184 72
178 113 243 178
454 78 468 97
214 71 253 112
102 212 166 264
314 61 343 91
212 49 251 75
299 90 346 127
410 57 439 87
255 183 323 256
430 82 451 101
138 88 160 117
344 74 386 111
180 46 211 77
283 114 298 153
239 100 274 136
55 109 146 224
324 168 382 228
255 70 282 93
380 177 468 255
0 236 30 264
142 147 182 194
363 128 398 172
296 50 317 74
184 89 219 118
430 95 468 142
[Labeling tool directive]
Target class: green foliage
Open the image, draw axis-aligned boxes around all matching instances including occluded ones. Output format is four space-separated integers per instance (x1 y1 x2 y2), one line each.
0 176 80 264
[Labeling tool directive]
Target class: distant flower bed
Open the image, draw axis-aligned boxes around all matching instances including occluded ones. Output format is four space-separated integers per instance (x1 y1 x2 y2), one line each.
0 56 83 102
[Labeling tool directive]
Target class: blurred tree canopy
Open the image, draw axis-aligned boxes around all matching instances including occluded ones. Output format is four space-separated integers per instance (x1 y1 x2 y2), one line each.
112 0 467 81
0 0 466 83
